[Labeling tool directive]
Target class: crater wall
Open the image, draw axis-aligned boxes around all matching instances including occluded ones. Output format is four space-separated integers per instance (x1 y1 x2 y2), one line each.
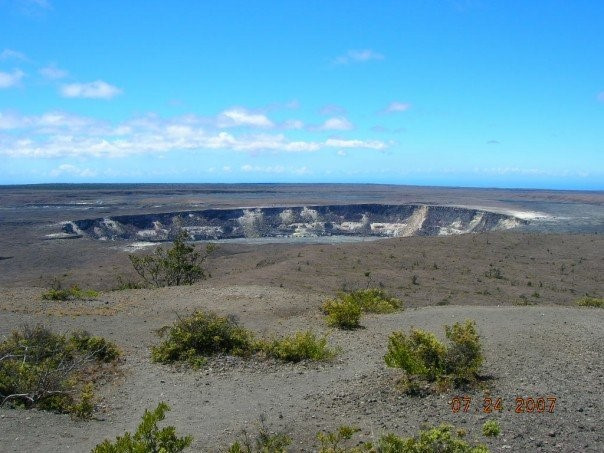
61 204 523 242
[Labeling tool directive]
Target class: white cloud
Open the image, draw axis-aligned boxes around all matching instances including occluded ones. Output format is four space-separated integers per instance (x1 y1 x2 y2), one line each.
334 49 384 65
0 69 25 88
218 108 274 128
39 64 68 79
383 101 411 113
0 49 29 62
60 80 122 99
0 110 387 158
337 150 347 156
49 164 97 178
318 117 353 131
325 138 386 150
597 92 604 102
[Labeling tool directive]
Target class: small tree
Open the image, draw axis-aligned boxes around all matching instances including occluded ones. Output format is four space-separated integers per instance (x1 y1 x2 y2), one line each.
129 230 215 287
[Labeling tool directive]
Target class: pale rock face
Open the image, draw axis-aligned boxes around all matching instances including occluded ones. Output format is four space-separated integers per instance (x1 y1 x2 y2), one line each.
279 209 295 225
63 203 525 241
300 207 319 222
237 209 266 238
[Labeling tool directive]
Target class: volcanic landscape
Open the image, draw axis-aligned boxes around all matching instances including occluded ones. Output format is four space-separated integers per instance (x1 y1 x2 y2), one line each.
0 184 602 452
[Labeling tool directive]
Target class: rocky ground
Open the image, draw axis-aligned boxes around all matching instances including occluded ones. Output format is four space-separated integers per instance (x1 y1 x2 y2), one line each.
0 231 603 452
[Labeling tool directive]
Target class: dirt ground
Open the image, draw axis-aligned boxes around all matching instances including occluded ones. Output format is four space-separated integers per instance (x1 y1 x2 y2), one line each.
0 231 603 452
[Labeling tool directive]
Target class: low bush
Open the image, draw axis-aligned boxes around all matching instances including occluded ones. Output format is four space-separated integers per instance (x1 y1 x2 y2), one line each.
322 297 362 329
0 325 119 415
575 296 603 308
263 331 337 362
42 284 99 301
322 289 402 330
345 289 403 314
153 311 338 367
70 330 121 363
482 420 501 437
152 311 255 367
384 320 483 393
316 424 488 452
92 402 192 453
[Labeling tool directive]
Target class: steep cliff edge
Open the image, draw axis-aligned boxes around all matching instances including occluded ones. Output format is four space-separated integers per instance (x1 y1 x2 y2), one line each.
61 204 523 241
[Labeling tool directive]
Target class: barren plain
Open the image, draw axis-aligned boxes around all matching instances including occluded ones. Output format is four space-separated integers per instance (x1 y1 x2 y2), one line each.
0 184 602 452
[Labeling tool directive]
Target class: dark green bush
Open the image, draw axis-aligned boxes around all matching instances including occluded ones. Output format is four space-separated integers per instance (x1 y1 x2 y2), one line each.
0 325 119 414
151 311 255 367
263 331 337 362
129 230 216 287
384 320 483 393
92 402 192 453
444 320 483 385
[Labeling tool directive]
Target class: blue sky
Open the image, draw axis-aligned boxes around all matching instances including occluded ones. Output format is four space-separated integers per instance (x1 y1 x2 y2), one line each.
0 0 603 189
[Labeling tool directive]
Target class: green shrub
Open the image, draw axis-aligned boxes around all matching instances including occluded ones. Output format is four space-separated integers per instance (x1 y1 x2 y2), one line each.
482 420 501 437
322 289 402 330
315 424 488 453
92 402 192 453
263 331 337 362
129 230 216 287
384 320 483 393
444 320 484 385
0 325 119 414
575 296 603 308
69 330 121 363
379 424 489 453
317 426 367 452
322 298 362 329
71 383 95 420
151 311 255 367
345 289 403 313
42 284 99 301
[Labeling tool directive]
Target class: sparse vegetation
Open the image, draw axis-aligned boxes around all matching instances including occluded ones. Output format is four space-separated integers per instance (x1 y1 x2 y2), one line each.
129 230 216 287
42 280 99 301
153 311 337 366
152 311 255 367
322 297 362 329
0 325 119 414
112 275 145 290
92 402 192 453
316 424 488 452
482 420 501 437
322 289 402 329
263 331 337 362
227 415 292 453
575 296 604 308
384 320 484 393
